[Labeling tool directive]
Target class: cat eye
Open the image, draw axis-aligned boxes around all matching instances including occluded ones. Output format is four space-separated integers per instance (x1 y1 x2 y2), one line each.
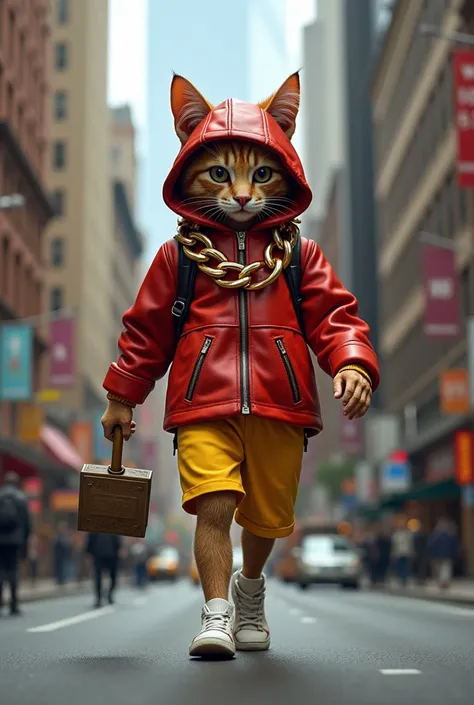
209 166 230 183
253 167 273 183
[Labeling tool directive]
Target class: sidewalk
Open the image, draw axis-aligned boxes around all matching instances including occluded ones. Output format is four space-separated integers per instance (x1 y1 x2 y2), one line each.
17 579 92 603
375 579 474 607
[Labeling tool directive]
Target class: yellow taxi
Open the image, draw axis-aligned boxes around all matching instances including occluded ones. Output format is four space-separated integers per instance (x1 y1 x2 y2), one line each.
147 546 180 582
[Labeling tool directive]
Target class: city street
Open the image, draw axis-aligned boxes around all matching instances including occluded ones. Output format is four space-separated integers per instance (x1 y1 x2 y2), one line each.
1 580 473 705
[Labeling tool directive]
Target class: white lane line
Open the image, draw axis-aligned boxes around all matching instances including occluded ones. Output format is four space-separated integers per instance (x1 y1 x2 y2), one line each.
379 669 421 675
300 616 317 624
27 606 115 633
289 608 302 616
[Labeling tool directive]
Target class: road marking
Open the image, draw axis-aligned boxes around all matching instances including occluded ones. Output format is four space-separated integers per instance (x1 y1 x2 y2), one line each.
300 616 317 624
27 606 115 633
379 669 421 675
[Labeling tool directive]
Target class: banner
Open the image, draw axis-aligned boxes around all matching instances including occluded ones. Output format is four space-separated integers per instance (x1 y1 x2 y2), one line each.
440 369 470 415
454 51 474 187
340 412 364 457
18 403 44 443
0 325 33 400
70 421 93 464
49 317 75 387
422 244 460 339
455 430 474 485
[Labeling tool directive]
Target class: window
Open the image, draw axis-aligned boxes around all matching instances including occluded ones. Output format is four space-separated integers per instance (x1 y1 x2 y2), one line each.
51 237 64 267
51 189 65 216
55 42 68 70
52 141 66 170
50 287 63 312
57 0 70 25
53 91 67 120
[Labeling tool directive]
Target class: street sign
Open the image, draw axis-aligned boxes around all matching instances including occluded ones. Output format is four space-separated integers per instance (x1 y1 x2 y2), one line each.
380 450 411 493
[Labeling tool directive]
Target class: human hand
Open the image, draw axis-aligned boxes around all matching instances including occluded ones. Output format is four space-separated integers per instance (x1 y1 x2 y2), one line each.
101 400 136 441
333 369 372 420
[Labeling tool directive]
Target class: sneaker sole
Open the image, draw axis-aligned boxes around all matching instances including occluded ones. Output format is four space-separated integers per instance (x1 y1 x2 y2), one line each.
189 637 236 658
234 638 270 652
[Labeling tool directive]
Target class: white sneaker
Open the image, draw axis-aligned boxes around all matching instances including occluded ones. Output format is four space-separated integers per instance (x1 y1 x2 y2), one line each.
189 598 236 658
231 570 270 651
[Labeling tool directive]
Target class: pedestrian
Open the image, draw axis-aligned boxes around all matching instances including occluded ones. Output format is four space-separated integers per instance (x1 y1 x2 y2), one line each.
52 521 73 586
413 522 429 585
428 518 458 589
130 539 148 588
28 532 39 586
86 532 123 608
100 72 379 658
391 520 414 587
0 471 31 616
374 526 392 585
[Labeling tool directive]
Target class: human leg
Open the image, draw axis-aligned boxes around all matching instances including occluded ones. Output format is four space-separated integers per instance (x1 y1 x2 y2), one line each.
93 558 103 607
177 419 245 657
232 418 304 651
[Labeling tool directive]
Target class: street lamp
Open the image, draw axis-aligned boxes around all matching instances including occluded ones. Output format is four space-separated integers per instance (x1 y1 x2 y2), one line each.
0 194 25 210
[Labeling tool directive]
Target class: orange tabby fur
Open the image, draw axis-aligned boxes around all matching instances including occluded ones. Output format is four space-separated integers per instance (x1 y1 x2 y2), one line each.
178 140 294 227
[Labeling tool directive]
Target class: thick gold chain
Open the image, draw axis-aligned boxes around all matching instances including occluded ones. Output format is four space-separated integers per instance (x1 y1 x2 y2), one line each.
174 218 300 291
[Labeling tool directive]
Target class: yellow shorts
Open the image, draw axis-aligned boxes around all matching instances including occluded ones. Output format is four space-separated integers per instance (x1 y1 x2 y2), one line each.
177 416 304 539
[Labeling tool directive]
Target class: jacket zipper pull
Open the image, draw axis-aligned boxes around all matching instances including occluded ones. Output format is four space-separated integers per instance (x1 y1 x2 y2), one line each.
173 433 178 456
237 231 246 250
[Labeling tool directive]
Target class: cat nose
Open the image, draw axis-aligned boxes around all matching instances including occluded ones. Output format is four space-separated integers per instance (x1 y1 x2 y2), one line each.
234 196 251 208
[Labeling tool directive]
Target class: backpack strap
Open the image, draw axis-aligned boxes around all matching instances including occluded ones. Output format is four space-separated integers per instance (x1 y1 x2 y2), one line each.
284 233 305 336
172 241 197 345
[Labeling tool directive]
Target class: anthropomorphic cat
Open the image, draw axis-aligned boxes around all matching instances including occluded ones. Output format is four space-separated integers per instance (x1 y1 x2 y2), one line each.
101 72 379 659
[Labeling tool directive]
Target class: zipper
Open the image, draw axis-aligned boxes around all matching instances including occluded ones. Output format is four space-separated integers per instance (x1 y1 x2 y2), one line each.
237 231 250 414
275 338 301 404
185 336 212 401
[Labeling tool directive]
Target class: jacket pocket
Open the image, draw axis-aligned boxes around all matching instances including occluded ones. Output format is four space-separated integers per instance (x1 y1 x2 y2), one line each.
275 338 301 404
185 336 213 401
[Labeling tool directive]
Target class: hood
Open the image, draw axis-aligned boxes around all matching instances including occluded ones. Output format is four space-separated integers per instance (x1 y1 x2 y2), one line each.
162 98 312 231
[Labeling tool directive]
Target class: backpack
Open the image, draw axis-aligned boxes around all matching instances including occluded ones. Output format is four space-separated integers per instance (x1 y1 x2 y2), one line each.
0 492 20 533
171 232 304 344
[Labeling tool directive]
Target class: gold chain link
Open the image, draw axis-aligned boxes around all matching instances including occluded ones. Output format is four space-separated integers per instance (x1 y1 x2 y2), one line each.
174 218 300 291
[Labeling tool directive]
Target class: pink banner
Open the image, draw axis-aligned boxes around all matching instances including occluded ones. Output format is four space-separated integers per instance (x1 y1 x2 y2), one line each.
49 317 75 387
422 244 460 339
340 412 364 457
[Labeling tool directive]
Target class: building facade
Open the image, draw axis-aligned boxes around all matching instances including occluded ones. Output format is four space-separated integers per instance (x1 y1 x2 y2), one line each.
0 0 55 471
371 0 474 572
45 0 113 419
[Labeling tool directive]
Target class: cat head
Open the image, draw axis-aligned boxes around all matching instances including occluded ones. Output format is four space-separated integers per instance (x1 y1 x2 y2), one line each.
170 72 300 144
171 74 300 227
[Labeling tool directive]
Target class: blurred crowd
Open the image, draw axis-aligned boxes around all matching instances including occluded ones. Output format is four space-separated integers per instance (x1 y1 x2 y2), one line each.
360 518 459 590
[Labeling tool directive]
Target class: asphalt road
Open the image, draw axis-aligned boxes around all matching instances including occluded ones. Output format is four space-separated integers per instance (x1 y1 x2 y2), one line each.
1 578 473 705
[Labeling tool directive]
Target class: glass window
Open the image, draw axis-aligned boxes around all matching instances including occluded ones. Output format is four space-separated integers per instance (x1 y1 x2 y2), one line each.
52 141 66 170
55 42 68 70
57 0 70 25
51 237 64 267
50 286 63 312
53 91 67 120
51 190 65 217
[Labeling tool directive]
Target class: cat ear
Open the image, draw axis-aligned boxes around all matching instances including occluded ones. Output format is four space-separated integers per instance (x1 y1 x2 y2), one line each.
170 74 214 144
259 72 300 139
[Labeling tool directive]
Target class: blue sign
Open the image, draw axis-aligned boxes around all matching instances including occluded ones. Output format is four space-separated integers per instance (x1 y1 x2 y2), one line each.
381 461 411 492
93 410 110 461
0 325 33 400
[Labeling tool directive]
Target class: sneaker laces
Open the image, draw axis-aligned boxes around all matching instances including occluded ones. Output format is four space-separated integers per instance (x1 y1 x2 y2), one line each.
202 609 231 634
234 582 265 631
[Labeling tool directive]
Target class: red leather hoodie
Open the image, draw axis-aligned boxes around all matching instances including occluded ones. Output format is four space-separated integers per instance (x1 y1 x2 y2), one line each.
103 99 379 437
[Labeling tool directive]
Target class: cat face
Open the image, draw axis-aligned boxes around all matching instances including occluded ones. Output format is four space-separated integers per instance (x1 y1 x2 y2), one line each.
179 140 293 226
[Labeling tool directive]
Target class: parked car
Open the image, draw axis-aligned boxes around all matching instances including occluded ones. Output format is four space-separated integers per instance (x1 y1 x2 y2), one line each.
293 533 361 590
147 546 180 582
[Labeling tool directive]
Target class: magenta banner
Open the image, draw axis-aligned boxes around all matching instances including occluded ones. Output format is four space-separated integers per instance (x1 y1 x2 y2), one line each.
49 317 75 387
422 244 460 339
340 411 364 457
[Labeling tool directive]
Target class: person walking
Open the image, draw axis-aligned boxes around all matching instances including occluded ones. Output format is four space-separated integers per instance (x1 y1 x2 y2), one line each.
86 532 123 608
391 521 414 587
413 522 429 585
428 518 458 589
0 472 31 616
52 521 73 586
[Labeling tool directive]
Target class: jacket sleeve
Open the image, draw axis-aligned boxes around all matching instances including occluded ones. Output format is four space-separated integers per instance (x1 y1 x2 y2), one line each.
103 242 178 405
300 238 380 390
